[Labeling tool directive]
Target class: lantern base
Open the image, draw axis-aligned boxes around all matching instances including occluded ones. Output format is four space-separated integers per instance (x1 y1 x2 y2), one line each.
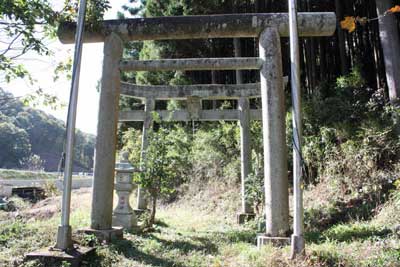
78 227 123 243
113 212 138 231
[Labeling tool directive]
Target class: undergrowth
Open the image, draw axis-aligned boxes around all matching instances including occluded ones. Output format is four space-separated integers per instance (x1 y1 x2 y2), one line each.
0 180 396 267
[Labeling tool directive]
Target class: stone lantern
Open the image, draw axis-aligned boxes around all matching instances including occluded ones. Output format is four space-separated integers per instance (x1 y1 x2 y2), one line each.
112 151 138 230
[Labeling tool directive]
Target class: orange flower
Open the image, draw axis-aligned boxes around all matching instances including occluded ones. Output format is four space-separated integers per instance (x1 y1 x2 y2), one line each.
388 5 400 13
340 16 356 33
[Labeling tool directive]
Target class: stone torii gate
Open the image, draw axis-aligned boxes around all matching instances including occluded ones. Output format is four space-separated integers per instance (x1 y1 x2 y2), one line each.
58 12 335 245
119 80 272 222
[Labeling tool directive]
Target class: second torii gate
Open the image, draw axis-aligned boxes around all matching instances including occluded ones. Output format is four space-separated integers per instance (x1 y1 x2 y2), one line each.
58 12 336 246
119 81 276 222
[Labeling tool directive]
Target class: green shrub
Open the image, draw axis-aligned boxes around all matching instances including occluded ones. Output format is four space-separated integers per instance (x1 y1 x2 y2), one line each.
323 223 390 243
301 65 399 204
191 121 240 182
0 220 26 246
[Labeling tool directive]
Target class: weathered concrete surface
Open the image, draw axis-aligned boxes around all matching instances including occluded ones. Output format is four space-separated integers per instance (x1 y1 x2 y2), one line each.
121 83 261 100
187 96 202 120
58 12 336 44
120 58 262 71
259 27 289 237
238 97 253 214
25 245 95 267
376 0 400 103
137 98 155 211
119 109 262 122
91 33 124 230
78 227 123 243
55 225 73 251
235 38 253 216
257 235 290 247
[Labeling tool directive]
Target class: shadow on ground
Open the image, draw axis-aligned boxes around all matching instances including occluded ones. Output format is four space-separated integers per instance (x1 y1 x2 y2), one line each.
150 234 219 254
97 238 187 267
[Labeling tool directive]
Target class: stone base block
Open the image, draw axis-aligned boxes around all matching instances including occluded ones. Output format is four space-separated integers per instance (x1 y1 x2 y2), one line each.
236 213 256 224
55 225 73 250
257 234 290 248
78 227 123 243
290 234 305 258
25 245 95 267
113 213 138 230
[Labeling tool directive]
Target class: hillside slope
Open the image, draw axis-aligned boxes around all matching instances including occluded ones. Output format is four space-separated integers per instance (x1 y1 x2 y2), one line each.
0 88 95 171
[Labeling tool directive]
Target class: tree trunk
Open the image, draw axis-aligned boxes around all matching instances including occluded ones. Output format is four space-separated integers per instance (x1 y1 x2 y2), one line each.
149 194 157 226
376 0 400 104
319 38 327 80
210 40 217 109
335 0 349 75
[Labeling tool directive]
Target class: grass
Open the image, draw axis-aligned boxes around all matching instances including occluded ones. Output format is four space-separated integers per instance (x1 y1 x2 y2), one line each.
0 185 399 267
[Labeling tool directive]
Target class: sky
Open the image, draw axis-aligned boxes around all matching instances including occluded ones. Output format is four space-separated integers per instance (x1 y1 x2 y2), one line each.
1 0 130 135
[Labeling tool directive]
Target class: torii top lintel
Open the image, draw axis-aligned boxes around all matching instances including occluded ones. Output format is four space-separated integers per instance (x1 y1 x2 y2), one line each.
58 12 336 44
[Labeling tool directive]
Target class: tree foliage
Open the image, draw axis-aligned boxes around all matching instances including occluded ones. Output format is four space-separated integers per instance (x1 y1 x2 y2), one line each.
19 154 45 171
0 121 31 168
0 0 110 85
0 88 95 171
0 0 55 82
133 125 191 226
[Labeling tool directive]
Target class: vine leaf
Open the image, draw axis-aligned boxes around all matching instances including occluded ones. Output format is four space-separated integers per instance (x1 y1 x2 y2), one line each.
340 16 356 33
388 5 400 13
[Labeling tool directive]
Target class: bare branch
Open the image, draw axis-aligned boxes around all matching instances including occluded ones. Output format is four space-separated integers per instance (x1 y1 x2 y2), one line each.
0 32 23 57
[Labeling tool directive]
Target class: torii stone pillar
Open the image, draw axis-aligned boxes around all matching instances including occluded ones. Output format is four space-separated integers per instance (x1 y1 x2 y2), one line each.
136 97 155 212
238 97 252 213
234 38 255 224
257 27 289 247
85 32 124 241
